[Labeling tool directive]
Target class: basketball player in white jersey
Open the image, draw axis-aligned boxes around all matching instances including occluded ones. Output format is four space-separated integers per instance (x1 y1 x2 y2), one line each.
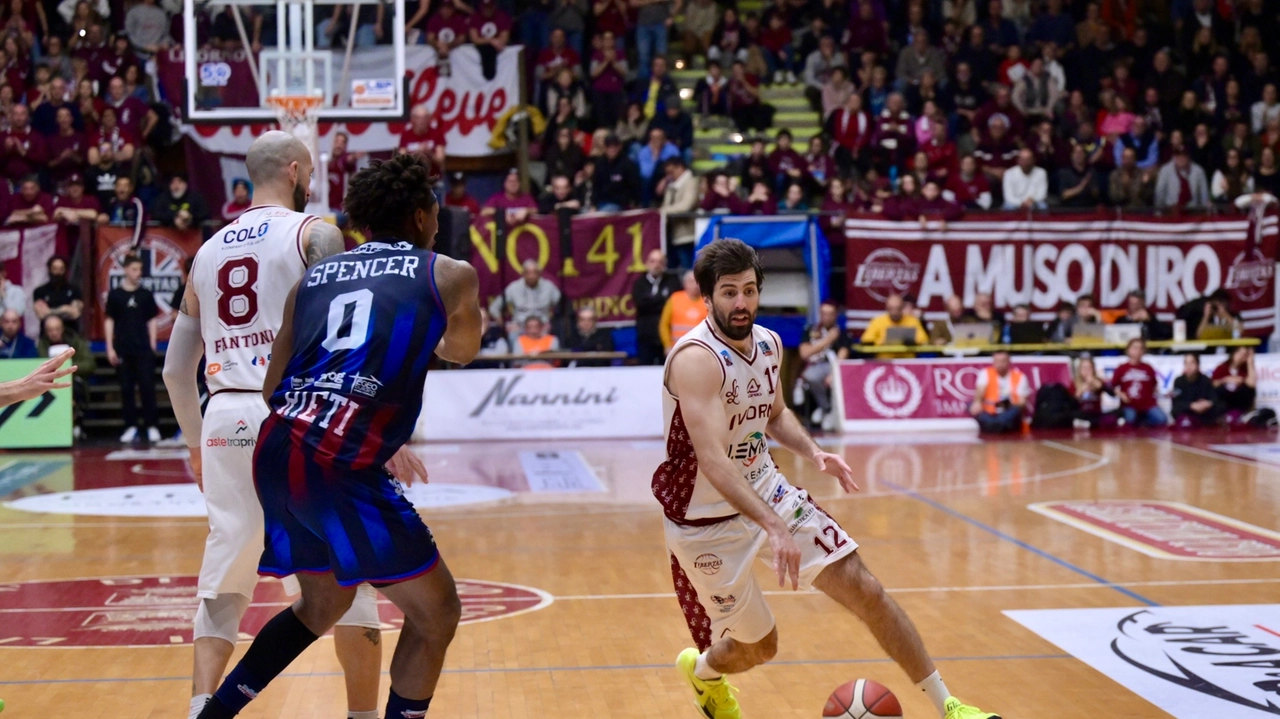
656 240 1000 719
163 131 418 719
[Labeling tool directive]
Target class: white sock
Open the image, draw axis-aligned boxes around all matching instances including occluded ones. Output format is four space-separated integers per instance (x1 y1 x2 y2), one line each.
347 711 379 719
916 671 950 717
694 651 723 680
188 694 212 719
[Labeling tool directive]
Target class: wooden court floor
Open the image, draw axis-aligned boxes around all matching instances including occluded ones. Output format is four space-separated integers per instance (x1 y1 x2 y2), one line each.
2 431 1280 718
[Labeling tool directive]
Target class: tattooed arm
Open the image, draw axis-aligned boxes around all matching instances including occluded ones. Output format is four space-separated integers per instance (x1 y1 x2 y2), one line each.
303 220 347 267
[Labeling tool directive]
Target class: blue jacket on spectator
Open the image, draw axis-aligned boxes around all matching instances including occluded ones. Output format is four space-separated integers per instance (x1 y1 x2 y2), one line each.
0 333 37 359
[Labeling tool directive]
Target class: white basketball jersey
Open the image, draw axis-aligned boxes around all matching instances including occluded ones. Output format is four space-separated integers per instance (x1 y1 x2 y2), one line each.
192 205 319 394
653 319 784 522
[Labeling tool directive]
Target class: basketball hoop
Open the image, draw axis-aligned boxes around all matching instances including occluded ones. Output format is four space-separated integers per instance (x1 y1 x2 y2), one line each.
265 90 324 139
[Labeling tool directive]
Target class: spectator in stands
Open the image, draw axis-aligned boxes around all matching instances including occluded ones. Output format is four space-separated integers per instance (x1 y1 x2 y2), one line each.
727 60 774 132
1211 148 1253 203
917 180 964 223
895 29 945 92
1057 144 1101 207
694 60 729 117
870 92 914 173
589 32 629 129
104 76 155 142
0 310 36 359
592 134 640 211
632 0 672 80
759 12 796 84
151 173 210 231
860 293 928 357
973 292 1004 331
423 0 470 56
651 96 693 159
481 169 537 225
46 106 86 188
1109 147 1153 208
445 173 481 215
543 68 590 134
802 35 847 114
468 0 512 59
707 7 746 65
797 301 849 431
0 265 24 318
745 181 777 214
1012 58 1062 121
32 77 79 136
52 174 99 232
821 66 854 119
468 307 511 369
221 178 252 222
975 116 1019 190
6 177 53 225
680 0 718 63
1112 337 1167 427
1002 304 1038 343
1072 354 1107 428
636 126 680 205
1154 150 1210 210
1045 301 1078 342
1003 148 1049 210
100 175 143 226
88 107 135 166
658 157 698 268
536 29 581 89
3 104 47 180
491 258 561 329
928 294 981 344
1214 346 1258 424
125 0 171 55
566 305 615 366
1195 291 1241 339
326 132 362 215
1256 147 1280 198
542 127 584 182
1119 290 1172 340
767 128 805 191
38 314 92 432
537 174 583 214
398 105 446 172
633 57 678 121
512 314 560 368
700 171 750 213
105 254 160 443
945 154 993 209
632 249 681 364
33 256 82 331
777 183 808 213
969 351 1029 433
1171 354 1220 427
659 270 707 351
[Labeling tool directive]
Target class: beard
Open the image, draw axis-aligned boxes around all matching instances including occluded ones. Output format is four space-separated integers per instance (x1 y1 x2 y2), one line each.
712 304 755 341
291 178 307 212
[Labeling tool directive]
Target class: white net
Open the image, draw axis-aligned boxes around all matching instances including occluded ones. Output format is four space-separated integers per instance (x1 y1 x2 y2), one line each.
266 90 327 213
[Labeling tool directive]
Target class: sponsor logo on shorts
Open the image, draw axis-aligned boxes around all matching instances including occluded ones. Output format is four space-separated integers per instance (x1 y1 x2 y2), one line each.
710 594 737 613
747 379 762 398
693 553 722 576
206 363 222 375
1028 500 1280 560
770 484 786 504
206 437 256 448
237 684 259 699
250 354 271 366
314 371 346 390
724 379 740 405
235 420 249 434
787 498 816 534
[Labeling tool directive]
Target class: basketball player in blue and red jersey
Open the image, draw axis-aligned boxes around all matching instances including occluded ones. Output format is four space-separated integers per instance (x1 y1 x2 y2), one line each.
197 153 482 719
656 239 1000 719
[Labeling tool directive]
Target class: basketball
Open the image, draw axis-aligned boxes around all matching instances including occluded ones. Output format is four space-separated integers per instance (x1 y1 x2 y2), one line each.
823 679 903 719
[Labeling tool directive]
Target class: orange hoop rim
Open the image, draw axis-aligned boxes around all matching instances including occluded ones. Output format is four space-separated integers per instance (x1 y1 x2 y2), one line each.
265 94 324 116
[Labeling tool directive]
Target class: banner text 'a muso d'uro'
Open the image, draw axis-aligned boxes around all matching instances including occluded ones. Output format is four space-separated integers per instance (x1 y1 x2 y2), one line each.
469 211 662 325
845 215 1279 332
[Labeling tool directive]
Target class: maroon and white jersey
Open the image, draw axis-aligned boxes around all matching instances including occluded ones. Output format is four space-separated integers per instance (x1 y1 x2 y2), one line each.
192 205 318 394
653 320 784 523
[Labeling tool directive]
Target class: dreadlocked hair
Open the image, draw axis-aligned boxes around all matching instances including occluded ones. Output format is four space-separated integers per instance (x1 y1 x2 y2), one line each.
343 153 439 235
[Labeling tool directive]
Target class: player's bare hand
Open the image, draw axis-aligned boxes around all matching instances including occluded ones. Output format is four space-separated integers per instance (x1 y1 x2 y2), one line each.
814 450 859 493
768 524 802 590
387 446 429 486
188 449 203 491
107 347 119 366
7 348 76 404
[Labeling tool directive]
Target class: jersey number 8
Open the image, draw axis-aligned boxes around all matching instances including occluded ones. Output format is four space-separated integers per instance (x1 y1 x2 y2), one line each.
216 257 259 328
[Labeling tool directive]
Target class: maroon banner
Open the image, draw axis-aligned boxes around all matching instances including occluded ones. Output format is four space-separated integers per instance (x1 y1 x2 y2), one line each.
1 223 60 339
836 357 1074 430
93 225 203 342
470 210 663 325
845 212 1279 336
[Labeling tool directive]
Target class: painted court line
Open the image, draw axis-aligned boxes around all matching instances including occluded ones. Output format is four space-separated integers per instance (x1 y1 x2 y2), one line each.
0 654 1071 686
1155 438 1280 471
881 479 1159 607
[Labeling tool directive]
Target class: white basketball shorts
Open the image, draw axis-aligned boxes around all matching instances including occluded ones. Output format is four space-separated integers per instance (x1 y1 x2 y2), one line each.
664 477 858 649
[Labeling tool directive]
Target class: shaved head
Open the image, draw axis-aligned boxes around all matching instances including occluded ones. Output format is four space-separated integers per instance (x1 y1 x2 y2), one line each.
245 131 313 211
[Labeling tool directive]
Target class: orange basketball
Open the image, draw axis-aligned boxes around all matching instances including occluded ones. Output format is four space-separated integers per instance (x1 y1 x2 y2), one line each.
823 679 904 719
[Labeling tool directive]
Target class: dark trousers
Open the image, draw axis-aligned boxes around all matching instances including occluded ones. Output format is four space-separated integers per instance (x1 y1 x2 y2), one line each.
636 338 665 366
976 406 1022 433
118 350 157 429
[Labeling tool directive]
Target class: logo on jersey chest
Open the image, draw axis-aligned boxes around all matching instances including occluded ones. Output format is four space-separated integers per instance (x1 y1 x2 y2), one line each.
728 402 772 431
728 431 768 467
725 380 740 405
758 341 773 356
747 379 762 398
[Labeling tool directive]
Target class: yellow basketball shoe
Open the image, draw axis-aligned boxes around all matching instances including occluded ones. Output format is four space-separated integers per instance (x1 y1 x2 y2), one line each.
676 648 740 719
944 697 1002 719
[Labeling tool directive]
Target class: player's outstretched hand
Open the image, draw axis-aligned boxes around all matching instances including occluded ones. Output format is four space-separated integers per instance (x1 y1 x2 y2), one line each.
2 348 76 407
813 450 859 493
768 526 802 590
387 446 429 486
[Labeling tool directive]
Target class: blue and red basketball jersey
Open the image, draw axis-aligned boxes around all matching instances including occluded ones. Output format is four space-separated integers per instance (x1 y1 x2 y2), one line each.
266 240 447 471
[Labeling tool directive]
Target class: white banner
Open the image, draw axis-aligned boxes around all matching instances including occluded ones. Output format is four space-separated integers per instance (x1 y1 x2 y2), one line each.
180 45 521 157
415 367 665 441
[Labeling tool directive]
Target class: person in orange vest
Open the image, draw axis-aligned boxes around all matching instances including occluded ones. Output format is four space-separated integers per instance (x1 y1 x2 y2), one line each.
659 269 708 351
513 314 560 368
968 350 1031 433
